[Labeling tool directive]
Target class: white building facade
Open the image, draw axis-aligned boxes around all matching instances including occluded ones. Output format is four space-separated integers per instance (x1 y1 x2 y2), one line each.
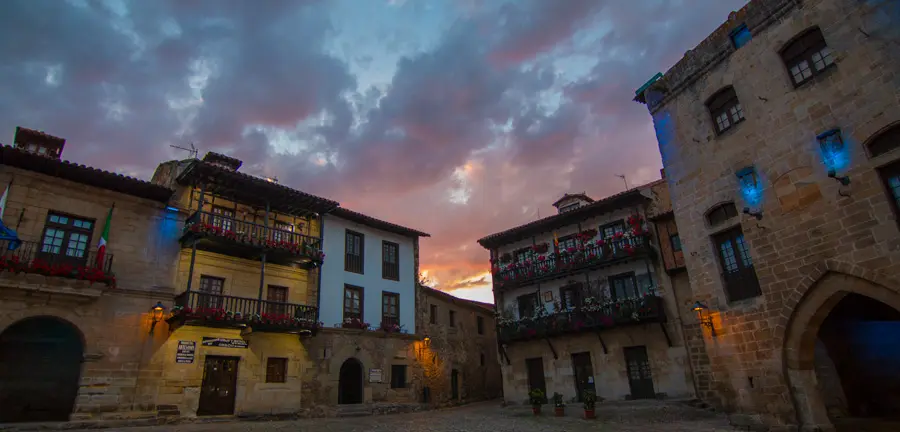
319 208 428 332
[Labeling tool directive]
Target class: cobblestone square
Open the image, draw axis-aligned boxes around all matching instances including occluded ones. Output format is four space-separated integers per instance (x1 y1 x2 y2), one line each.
69 401 734 432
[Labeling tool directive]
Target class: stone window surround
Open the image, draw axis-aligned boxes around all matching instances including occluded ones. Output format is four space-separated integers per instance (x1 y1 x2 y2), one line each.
778 26 835 88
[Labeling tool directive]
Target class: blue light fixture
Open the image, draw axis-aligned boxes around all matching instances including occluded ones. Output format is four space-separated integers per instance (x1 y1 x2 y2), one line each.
166 206 180 213
736 166 763 207
817 128 851 186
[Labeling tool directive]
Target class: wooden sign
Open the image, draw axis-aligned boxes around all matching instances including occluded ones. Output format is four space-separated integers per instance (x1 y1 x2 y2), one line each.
201 337 248 349
176 341 196 364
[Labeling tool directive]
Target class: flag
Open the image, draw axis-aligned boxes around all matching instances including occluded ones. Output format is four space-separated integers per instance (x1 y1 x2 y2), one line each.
552 231 559 249
95 205 114 268
0 181 21 251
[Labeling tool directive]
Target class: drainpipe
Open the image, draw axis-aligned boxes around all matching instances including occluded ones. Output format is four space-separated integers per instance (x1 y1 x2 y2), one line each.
257 200 269 314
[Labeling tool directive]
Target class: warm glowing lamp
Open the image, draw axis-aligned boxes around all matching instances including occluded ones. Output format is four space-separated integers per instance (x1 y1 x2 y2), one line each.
691 301 716 337
149 302 167 335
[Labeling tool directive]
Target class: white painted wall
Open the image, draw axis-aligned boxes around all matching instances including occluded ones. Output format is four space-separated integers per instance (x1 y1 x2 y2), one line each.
319 215 417 332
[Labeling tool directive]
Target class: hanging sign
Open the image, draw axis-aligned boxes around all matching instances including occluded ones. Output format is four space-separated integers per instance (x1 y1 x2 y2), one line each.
176 341 196 364
201 337 249 349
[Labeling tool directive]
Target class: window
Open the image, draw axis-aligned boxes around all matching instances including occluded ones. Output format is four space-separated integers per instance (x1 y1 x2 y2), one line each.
559 283 582 310
198 275 225 309
266 285 288 316
706 87 744 134
265 357 288 383
517 293 538 319
559 203 580 213
600 221 625 239
211 206 234 231
40 212 94 264
780 27 834 87
343 284 364 321
476 316 484 335
609 272 641 300
382 292 399 326
867 124 900 158
429 304 437 324
345 230 364 274
878 161 900 224
514 247 534 264
714 226 761 301
706 202 738 226
730 23 752 49
670 233 683 252
449 310 456 327
271 221 293 243
382 241 399 280
557 235 577 251
391 365 407 388
480 353 485 366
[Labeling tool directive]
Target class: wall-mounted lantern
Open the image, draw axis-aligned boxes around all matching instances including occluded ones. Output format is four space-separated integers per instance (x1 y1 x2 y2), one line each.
149 301 167 335
736 166 763 218
691 301 716 337
817 128 852 187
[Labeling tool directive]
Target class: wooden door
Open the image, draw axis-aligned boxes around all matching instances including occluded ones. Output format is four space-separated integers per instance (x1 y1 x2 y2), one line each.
197 356 239 416
451 369 459 400
571 351 596 402
623 346 655 399
525 357 546 397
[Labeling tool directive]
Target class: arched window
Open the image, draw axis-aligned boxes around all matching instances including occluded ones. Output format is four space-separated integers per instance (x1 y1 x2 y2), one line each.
867 123 900 158
706 202 738 226
706 87 744 135
780 27 834 87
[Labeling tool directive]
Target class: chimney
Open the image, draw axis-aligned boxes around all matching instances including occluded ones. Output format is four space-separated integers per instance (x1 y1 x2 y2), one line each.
13 126 66 160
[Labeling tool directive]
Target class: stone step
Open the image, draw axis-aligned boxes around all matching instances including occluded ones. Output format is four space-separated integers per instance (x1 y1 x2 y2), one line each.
335 405 373 417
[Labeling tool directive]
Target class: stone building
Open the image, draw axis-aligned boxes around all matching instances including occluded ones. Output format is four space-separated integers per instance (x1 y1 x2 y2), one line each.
634 0 900 430
0 127 175 422
416 285 503 404
476 181 694 405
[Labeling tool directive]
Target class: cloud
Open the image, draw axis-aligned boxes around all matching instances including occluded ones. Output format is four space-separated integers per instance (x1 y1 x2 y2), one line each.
0 0 750 302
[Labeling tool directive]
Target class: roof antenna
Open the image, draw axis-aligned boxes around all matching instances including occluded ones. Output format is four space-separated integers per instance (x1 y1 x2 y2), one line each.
615 174 629 191
170 142 198 159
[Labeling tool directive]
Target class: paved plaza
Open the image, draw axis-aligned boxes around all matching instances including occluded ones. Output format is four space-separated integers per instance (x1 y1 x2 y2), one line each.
66 400 735 432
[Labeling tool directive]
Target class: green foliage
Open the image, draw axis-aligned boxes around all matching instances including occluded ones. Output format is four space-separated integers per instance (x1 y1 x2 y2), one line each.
582 389 597 410
528 388 546 406
552 392 565 407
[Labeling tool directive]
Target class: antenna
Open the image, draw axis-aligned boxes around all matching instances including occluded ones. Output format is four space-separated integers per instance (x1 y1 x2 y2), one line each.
170 142 198 159
615 174 629 191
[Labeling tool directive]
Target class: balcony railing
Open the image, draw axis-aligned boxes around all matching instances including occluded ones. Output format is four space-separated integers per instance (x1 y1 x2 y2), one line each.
0 240 115 287
492 235 651 289
497 294 665 344
169 291 320 334
181 210 324 263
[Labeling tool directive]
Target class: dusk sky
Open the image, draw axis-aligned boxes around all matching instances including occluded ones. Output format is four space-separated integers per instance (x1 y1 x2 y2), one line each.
0 0 749 303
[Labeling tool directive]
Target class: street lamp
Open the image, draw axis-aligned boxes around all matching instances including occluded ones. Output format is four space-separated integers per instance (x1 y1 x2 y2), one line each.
149 302 167 335
691 301 716 337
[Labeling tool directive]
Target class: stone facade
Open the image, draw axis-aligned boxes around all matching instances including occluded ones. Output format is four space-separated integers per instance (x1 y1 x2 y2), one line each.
416 285 503 404
636 0 900 430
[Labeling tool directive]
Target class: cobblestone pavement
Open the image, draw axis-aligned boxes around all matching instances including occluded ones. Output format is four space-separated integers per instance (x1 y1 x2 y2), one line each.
70 400 735 432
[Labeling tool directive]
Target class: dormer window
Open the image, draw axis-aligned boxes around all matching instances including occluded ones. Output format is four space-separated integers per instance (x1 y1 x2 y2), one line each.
13 126 65 160
552 193 594 214
559 203 580 213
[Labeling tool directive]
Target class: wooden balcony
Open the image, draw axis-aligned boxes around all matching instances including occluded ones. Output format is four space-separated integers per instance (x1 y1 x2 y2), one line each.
168 291 320 334
492 235 652 290
0 240 115 297
497 294 665 344
180 210 324 265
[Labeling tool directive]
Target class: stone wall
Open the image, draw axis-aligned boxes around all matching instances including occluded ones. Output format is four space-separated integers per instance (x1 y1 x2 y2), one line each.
643 0 900 429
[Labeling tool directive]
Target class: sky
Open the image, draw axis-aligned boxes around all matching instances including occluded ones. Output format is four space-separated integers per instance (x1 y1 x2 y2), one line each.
0 0 749 304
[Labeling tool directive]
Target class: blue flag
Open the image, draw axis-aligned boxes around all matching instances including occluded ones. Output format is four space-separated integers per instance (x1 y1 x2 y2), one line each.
0 219 21 251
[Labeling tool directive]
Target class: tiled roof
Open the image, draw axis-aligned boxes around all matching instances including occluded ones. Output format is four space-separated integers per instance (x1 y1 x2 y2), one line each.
421 285 495 313
551 192 594 208
330 207 430 238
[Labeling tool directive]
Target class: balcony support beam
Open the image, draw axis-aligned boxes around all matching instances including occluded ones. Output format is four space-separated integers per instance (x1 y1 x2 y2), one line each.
544 337 558 360
499 343 511 366
257 200 270 314
186 183 205 293
659 321 673 347
596 332 608 354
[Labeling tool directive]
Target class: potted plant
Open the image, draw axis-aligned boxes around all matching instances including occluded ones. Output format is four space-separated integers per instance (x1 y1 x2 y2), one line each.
529 388 546 415
583 389 597 419
552 392 565 416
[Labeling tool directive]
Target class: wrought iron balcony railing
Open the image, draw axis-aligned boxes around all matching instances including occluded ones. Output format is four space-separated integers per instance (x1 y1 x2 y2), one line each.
0 240 115 287
492 235 651 289
181 210 324 262
169 291 320 334
497 294 665 344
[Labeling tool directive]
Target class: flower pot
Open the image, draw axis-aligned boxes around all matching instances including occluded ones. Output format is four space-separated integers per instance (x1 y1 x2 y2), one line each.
554 407 565 417
532 406 541 415
584 409 595 419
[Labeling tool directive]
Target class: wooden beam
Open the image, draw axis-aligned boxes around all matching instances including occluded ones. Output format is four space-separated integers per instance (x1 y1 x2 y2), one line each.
596 332 608 354
545 337 558 360
659 321 673 347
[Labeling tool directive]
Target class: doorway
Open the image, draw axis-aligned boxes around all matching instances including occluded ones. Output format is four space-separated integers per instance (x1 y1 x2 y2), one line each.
338 358 363 404
525 357 546 400
0 317 84 423
451 369 459 400
197 356 239 416
571 351 596 402
623 346 655 399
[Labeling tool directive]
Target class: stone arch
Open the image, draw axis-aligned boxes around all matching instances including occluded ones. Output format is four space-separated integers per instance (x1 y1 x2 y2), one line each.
863 121 900 158
0 311 89 349
338 357 365 405
782 269 900 429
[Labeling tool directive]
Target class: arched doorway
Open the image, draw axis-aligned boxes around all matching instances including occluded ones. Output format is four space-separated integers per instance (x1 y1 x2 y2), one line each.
338 358 363 404
785 273 900 430
0 316 85 422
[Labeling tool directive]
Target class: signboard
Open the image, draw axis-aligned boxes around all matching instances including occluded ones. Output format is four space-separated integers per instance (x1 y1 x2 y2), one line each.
176 341 196 364
201 337 249 349
369 368 383 383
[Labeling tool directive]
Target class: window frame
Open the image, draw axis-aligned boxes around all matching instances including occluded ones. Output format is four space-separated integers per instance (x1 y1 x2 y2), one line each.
867 124 900 158
877 160 900 228
476 316 484 335
713 226 762 302
39 211 95 265
211 205 235 231
730 23 752 49
271 220 294 243
344 230 365 274
517 293 539 319
608 272 640 301
343 284 364 321
390 364 407 389
779 27 835 88
429 304 437 325
558 283 583 310
265 357 288 383
599 220 625 239
706 86 745 135
381 240 400 281
669 233 683 252
265 285 289 316
706 202 739 227
197 275 225 310
448 309 456 327
381 291 400 326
